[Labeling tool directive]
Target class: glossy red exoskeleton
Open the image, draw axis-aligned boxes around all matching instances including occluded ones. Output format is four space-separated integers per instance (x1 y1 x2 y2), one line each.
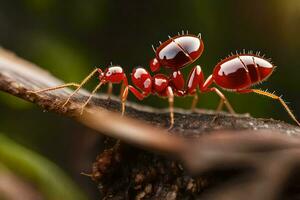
30 33 300 127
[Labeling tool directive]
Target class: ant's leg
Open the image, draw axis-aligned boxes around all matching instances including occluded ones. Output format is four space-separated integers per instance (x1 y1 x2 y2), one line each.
107 82 113 99
191 94 199 112
120 82 125 97
62 68 98 107
80 81 105 114
119 74 128 99
185 65 204 111
200 75 234 113
240 89 300 126
121 85 145 116
208 87 235 114
29 83 80 93
166 86 174 128
121 86 129 116
216 98 225 112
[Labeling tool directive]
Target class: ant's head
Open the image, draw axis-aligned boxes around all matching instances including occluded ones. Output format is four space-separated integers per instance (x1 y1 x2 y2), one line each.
98 66 125 83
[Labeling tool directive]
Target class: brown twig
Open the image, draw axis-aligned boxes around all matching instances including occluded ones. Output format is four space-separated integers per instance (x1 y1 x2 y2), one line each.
2 47 300 199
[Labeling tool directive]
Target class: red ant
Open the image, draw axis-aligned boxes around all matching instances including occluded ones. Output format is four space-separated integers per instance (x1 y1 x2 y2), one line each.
30 32 300 127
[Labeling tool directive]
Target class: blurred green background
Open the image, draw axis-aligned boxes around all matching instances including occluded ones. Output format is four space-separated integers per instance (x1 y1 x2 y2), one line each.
0 0 300 199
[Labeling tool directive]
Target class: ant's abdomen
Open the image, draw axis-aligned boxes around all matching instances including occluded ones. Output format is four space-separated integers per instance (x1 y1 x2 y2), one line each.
213 54 274 90
156 35 204 70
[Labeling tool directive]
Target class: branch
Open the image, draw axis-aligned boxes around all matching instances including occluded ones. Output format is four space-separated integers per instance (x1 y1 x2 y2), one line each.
2 47 300 199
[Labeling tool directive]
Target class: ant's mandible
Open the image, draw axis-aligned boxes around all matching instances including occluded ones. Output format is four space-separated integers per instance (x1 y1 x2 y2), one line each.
30 32 300 127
